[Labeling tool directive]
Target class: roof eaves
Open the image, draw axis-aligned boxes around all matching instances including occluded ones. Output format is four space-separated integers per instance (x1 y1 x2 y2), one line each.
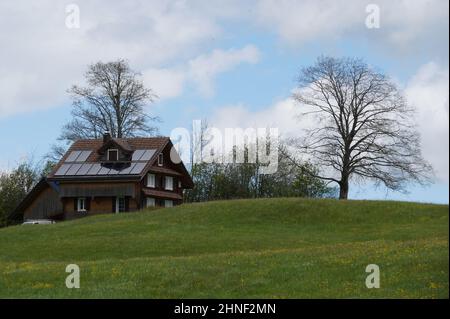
47 175 141 182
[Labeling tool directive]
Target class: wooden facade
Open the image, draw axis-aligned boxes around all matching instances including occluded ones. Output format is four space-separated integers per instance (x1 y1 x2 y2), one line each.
12 135 193 222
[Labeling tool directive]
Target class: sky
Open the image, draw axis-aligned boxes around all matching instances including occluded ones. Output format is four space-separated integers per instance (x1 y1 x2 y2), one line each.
0 0 448 204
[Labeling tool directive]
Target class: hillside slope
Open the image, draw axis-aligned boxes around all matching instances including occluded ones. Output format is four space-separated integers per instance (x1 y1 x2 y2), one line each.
0 198 448 298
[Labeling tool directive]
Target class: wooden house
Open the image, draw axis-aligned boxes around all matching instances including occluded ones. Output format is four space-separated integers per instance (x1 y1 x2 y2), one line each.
11 133 193 222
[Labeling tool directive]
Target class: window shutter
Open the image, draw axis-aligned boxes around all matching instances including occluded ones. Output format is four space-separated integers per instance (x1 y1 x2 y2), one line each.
74 198 78 211
112 197 116 213
86 198 91 211
125 197 130 212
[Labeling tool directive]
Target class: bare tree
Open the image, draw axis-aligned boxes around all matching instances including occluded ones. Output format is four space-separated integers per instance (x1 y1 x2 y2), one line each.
292 56 432 199
45 144 67 162
61 59 159 142
191 119 213 166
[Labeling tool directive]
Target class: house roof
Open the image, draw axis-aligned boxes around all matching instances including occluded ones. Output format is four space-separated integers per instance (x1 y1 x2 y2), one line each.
97 138 134 154
47 136 194 188
48 137 170 180
56 137 169 161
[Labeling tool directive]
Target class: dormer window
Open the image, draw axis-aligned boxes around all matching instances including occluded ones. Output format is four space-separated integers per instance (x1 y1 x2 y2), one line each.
158 153 163 166
107 149 119 161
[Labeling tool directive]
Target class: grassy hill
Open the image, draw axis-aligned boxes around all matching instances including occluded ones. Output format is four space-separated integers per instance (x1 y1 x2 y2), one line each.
0 198 448 298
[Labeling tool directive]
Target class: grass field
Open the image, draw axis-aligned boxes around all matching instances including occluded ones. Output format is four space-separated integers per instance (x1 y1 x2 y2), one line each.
0 198 448 298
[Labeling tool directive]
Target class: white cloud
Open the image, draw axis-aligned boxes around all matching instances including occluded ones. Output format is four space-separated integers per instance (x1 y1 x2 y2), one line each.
142 45 261 100
254 0 362 44
187 45 261 97
142 68 186 100
0 0 223 118
253 0 449 55
405 62 449 182
0 0 263 117
0 0 448 118
381 0 449 51
210 96 300 134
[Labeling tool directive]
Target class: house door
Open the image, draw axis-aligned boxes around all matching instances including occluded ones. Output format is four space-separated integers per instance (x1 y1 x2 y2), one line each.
115 196 126 213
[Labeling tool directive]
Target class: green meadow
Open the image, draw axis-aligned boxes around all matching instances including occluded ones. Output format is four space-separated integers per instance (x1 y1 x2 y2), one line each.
0 198 448 298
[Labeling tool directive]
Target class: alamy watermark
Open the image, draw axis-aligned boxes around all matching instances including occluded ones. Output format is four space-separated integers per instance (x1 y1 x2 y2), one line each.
365 4 380 29
65 3 80 29
365 264 380 288
65 264 80 288
170 120 279 174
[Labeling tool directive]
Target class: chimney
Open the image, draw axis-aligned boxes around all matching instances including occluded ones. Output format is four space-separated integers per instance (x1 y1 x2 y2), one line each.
103 132 111 143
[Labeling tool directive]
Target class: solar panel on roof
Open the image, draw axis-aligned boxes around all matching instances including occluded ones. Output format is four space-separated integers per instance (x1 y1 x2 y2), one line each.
56 147 153 177
54 164 71 176
140 149 155 161
87 163 101 175
97 166 110 175
131 149 145 161
65 151 81 162
119 163 136 175
65 150 92 163
76 151 91 162
76 163 93 175
107 168 121 175
130 162 146 174
66 163 82 175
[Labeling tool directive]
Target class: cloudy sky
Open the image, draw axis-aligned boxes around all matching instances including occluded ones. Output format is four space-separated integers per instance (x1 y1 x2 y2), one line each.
0 0 448 203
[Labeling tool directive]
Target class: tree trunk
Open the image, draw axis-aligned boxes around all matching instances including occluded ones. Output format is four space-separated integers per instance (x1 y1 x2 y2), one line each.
339 178 349 200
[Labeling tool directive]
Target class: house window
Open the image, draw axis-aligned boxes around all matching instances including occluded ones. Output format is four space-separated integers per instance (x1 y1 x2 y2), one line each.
107 149 119 161
147 173 155 188
146 197 155 207
165 176 173 191
77 197 86 212
178 181 182 188
116 196 125 213
164 200 173 208
158 153 163 166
